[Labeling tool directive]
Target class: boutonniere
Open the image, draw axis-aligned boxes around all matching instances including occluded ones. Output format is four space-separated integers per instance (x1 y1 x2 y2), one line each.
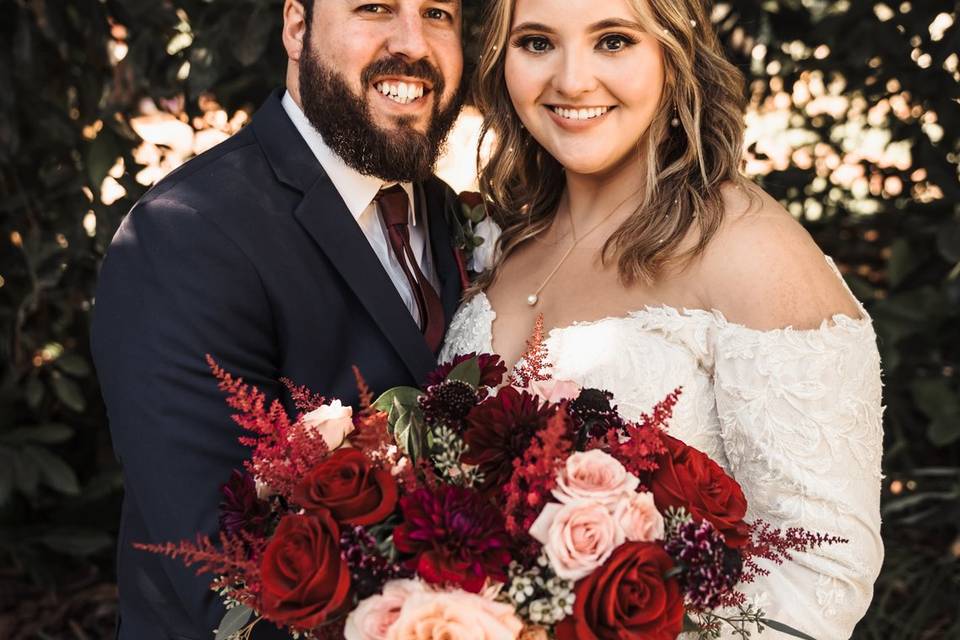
446 190 503 289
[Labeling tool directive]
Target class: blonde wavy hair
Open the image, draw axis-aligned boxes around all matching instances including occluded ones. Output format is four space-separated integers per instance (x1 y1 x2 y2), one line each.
472 0 748 288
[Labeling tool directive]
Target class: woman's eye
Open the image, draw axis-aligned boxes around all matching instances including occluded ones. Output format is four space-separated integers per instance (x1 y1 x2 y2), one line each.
516 36 553 53
598 34 634 51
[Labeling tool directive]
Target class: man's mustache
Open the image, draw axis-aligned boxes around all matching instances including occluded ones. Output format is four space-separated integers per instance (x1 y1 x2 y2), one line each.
361 58 445 95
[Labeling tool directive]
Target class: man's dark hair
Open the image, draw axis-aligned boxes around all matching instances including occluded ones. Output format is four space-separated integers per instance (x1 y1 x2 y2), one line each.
302 0 314 26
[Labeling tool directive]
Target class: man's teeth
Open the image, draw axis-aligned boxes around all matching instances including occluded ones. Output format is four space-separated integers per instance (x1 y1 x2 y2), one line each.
552 106 610 121
374 81 426 104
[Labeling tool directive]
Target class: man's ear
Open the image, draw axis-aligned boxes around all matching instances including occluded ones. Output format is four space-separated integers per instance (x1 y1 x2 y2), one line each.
282 0 308 62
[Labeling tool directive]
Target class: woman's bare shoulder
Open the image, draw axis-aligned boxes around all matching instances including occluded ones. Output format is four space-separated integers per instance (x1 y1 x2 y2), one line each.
695 181 862 330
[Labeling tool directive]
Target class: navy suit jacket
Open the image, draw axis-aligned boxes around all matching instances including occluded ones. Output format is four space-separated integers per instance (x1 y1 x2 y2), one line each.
91 90 463 640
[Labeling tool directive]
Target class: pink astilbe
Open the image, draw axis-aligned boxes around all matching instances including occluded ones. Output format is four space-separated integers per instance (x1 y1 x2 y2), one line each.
353 365 375 411
207 356 329 500
134 531 266 608
502 407 575 538
509 315 551 389
718 519 849 608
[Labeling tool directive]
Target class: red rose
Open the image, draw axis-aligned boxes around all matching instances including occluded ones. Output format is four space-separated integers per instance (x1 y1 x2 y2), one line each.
555 541 683 640
651 434 750 547
458 190 484 208
259 512 351 630
293 448 398 526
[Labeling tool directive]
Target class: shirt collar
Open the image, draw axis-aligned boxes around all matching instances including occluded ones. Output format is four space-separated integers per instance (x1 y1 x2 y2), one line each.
281 91 417 226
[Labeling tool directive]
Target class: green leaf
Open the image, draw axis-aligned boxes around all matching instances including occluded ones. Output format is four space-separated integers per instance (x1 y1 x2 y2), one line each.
391 402 427 461
937 220 960 263
372 386 423 415
50 373 86 412
911 379 960 446
24 446 80 495
465 204 487 223
0 424 73 445
681 614 700 633
887 238 916 288
233 8 272 67
760 618 817 640
215 604 255 640
927 416 960 447
24 375 44 409
0 453 13 506
37 529 113 556
54 354 92 378
446 357 481 388
12 450 40 497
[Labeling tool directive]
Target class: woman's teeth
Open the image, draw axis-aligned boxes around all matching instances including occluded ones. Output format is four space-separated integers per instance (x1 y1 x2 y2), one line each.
551 106 610 121
374 81 426 105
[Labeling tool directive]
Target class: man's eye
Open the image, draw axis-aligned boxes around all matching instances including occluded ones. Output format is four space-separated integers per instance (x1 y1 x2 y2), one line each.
515 36 553 53
597 34 635 51
358 4 390 14
424 7 452 21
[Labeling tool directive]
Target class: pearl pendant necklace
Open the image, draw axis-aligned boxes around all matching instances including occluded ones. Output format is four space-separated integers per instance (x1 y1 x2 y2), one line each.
525 203 621 306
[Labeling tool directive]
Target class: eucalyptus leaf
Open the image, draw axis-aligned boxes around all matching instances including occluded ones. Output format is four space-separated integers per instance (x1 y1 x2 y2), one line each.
215 604 254 640
445 357 481 388
759 618 817 640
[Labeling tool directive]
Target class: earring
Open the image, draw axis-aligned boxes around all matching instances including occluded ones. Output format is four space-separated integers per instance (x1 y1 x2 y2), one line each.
671 111 680 128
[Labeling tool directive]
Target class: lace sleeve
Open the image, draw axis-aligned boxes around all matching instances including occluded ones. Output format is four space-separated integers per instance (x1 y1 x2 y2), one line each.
712 315 884 639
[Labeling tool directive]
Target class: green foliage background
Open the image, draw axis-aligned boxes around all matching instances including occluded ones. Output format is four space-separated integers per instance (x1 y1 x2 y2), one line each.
0 0 957 637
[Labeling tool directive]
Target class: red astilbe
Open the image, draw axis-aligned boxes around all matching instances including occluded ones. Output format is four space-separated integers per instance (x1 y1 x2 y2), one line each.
135 531 266 608
717 519 850 608
280 377 326 413
589 389 680 478
502 407 576 538
353 365 375 412
207 356 329 500
509 315 551 389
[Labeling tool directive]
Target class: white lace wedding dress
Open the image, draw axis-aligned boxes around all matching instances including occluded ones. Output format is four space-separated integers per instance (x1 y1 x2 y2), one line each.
440 258 884 640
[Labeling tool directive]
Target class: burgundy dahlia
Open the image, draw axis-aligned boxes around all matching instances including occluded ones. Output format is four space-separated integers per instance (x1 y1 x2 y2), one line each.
419 379 479 431
461 385 555 496
426 352 508 388
569 387 627 440
392 485 512 593
218 469 271 538
664 518 742 610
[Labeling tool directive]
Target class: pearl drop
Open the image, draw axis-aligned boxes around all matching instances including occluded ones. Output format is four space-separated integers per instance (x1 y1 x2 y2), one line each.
526 294 539 306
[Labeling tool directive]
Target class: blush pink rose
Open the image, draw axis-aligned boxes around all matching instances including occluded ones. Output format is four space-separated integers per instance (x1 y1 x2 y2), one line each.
529 499 625 581
613 491 665 542
385 589 523 640
344 579 426 640
554 450 640 505
527 378 582 403
302 400 354 449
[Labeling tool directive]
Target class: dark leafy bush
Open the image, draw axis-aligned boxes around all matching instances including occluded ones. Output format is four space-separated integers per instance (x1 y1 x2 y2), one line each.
0 1 956 637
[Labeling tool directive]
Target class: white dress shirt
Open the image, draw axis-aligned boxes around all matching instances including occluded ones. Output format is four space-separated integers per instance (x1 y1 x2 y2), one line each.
281 91 438 328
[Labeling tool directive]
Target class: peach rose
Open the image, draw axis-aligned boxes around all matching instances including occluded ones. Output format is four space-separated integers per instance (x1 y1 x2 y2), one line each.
613 491 665 542
385 589 523 640
527 378 581 403
344 579 426 640
554 450 640 505
302 400 354 449
529 499 625 581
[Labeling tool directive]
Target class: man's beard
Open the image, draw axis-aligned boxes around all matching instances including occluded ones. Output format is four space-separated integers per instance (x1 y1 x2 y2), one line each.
298 47 463 183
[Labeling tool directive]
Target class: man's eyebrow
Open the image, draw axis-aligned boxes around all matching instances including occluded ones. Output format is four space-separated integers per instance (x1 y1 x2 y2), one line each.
510 22 558 35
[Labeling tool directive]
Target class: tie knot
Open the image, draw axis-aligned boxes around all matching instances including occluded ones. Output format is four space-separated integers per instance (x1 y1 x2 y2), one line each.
376 184 410 227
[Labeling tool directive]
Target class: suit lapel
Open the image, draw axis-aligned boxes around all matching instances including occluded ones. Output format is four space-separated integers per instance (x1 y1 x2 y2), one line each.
251 90 436 383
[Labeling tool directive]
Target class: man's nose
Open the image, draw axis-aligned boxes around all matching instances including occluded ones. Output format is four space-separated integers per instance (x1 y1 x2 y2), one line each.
385 11 431 62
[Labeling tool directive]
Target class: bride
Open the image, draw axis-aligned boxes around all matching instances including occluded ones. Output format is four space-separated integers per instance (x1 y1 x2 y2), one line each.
441 0 884 637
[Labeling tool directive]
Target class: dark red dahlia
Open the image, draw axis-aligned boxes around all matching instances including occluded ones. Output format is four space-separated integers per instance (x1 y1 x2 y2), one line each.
419 379 479 431
664 519 742 610
461 385 555 496
219 469 271 538
392 485 511 593
569 387 627 441
426 353 508 388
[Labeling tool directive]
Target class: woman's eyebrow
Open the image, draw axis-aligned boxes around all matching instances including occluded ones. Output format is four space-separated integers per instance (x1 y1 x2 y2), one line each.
510 21 558 35
587 18 644 32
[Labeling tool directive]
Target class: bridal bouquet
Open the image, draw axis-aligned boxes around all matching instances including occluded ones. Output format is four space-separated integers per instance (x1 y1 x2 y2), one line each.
140 322 840 640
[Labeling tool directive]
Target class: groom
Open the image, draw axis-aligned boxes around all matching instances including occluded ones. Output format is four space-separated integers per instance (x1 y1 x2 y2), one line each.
91 1 465 638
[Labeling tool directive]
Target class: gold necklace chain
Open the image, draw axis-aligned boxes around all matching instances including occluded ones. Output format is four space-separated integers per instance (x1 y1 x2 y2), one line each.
525 203 623 307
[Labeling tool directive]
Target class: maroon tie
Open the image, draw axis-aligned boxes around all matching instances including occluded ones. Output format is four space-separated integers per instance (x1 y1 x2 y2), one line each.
376 185 445 352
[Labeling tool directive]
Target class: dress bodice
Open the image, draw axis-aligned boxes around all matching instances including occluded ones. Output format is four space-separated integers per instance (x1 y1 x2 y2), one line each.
439 261 884 639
